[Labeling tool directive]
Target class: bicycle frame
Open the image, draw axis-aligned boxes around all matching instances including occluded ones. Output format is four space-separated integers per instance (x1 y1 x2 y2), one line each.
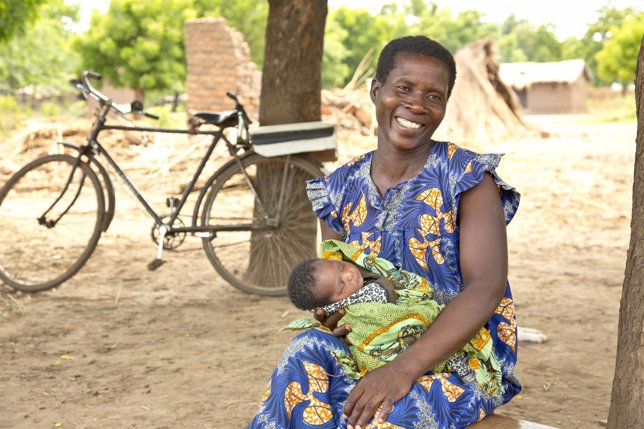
67 101 272 239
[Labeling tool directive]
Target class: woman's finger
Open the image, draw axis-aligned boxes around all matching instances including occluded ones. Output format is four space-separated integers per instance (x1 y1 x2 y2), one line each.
374 398 395 424
352 394 383 429
342 382 364 422
314 308 345 330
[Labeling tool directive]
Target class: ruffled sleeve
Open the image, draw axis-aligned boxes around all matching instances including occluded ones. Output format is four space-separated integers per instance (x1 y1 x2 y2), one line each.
450 149 520 225
306 175 345 236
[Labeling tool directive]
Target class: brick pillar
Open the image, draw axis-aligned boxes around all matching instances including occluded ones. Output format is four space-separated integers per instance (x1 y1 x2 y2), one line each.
185 18 261 120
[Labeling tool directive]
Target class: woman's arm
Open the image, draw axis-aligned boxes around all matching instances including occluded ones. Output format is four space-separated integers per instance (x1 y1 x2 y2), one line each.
343 173 508 428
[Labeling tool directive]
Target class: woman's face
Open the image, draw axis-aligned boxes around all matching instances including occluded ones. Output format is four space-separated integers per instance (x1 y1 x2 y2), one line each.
370 53 450 153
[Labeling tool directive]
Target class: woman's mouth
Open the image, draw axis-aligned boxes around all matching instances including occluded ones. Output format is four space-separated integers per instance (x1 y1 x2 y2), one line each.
396 116 422 129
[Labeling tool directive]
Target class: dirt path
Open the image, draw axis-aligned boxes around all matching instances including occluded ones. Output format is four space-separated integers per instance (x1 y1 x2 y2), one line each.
0 115 636 428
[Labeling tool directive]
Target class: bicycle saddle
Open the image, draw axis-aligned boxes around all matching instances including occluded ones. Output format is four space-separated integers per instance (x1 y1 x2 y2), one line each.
192 110 238 128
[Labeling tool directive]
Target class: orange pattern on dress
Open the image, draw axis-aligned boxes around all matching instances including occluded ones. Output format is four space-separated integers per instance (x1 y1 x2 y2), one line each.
417 374 465 402
347 154 366 166
283 362 333 424
494 297 517 352
478 408 487 422
408 233 444 269
416 188 456 234
342 194 367 233
348 231 382 257
261 382 271 405
447 142 459 159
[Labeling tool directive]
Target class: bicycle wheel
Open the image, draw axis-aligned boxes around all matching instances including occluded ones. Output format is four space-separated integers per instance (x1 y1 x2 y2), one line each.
201 153 324 296
0 154 105 292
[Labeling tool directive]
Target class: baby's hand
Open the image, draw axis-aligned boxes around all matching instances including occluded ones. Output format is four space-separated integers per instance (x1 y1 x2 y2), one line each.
314 309 352 344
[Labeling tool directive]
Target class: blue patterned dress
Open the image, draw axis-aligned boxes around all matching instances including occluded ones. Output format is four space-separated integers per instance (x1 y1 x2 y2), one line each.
249 141 521 428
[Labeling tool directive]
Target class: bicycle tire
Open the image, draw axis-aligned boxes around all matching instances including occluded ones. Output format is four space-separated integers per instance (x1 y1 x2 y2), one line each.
0 154 105 292
201 153 324 296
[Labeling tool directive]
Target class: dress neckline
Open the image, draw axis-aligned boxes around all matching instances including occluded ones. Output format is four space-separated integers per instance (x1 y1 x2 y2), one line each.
366 140 442 200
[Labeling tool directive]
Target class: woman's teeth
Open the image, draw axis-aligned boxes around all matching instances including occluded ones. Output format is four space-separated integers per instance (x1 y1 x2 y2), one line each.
396 117 421 129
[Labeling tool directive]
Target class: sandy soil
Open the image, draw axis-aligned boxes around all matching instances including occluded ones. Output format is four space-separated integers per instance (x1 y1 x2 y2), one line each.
0 114 636 429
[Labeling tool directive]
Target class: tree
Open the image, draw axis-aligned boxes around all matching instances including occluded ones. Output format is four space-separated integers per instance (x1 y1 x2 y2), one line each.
497 15 561 63
74 0 196 101
0 0 80 91
607 34 644 428
259 0 327 125
596 15 644 93
566 5 638 86
0 0 47 42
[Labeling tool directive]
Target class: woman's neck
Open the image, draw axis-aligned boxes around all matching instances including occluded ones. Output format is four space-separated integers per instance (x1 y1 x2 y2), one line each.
371 143 433 196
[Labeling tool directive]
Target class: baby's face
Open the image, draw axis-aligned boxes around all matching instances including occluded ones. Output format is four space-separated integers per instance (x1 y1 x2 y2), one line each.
314 260 364 303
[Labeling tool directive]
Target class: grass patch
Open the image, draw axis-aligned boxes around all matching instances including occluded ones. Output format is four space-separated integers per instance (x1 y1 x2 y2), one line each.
587 94 636 123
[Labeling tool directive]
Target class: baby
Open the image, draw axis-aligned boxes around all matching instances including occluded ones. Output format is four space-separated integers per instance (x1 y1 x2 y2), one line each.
284 240 504 396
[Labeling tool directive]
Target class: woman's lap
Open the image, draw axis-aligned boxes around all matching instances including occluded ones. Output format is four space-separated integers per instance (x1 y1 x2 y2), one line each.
248 330 508 429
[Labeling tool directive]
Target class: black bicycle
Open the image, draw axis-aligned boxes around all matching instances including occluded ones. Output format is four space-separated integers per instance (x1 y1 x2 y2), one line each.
0 71 333 295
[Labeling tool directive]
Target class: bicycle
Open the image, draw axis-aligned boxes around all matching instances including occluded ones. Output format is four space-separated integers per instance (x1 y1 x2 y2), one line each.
0 71 333 296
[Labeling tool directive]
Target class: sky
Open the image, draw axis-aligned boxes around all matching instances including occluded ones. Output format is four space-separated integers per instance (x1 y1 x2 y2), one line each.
69 0 643 40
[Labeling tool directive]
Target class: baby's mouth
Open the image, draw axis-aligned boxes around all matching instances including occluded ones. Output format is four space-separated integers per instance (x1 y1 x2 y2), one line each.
396 116 423 129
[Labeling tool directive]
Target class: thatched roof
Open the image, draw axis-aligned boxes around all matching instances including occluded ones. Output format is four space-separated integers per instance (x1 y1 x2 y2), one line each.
434 38 529 146
499 59 593 89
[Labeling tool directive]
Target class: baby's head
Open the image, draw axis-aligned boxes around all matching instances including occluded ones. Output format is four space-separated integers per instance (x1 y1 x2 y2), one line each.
287 259 364 311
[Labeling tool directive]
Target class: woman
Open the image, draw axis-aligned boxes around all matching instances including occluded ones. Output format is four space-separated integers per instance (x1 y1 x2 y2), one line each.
249 35 521 429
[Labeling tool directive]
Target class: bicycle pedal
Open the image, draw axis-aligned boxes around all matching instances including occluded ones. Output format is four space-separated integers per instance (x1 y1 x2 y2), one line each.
147 258 165 271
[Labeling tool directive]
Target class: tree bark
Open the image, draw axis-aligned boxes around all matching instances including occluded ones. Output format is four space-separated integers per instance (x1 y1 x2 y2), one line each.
245 0 328 287
259 0 328 125
607 35 644 428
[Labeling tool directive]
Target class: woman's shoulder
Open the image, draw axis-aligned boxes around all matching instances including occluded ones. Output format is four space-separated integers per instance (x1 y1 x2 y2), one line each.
430 140 504 172
323 151 374 186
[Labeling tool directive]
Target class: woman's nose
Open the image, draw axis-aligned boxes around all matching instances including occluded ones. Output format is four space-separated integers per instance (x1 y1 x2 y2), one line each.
405 91 427 112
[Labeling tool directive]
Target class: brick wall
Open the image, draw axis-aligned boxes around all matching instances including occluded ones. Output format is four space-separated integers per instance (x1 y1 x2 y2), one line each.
185 18 261 120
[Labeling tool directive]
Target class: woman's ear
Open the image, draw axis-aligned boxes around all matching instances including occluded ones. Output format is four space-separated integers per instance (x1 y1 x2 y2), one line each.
369 78 381 103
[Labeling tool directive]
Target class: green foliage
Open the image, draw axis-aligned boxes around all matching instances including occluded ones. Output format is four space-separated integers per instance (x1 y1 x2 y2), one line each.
497 15 561 62
323 4 408 89
39 101 60 116
74 0 197 98
0 0 80 91
595 14 644 87
563 5 638 85
0 0 47 42
408 6 499 54
192 0 268 66
322 18 351 89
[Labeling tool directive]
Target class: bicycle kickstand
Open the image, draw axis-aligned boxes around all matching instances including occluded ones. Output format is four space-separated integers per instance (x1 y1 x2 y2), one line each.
147 225 168 271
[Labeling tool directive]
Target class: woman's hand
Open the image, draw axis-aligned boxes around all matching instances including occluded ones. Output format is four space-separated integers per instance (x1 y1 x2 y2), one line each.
342 363 415 428
314 308 352 340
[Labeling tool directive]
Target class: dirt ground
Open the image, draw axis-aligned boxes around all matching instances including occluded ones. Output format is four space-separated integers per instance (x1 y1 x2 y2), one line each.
0 114 636 429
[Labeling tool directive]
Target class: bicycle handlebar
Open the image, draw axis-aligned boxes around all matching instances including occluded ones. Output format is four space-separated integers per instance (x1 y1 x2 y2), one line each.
78 71 132 115
76 70 249 127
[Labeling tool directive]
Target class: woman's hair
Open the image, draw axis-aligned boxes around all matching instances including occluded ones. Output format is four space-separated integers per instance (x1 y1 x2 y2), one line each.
375 35 457 99
287 259 330 310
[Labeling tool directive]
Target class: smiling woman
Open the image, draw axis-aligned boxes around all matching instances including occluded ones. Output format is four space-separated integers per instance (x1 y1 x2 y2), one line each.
248 35 521 429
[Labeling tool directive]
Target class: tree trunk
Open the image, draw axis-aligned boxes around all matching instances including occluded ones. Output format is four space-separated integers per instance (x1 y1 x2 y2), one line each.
259 0 327 125
607 35 644 428
245 0 328 287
